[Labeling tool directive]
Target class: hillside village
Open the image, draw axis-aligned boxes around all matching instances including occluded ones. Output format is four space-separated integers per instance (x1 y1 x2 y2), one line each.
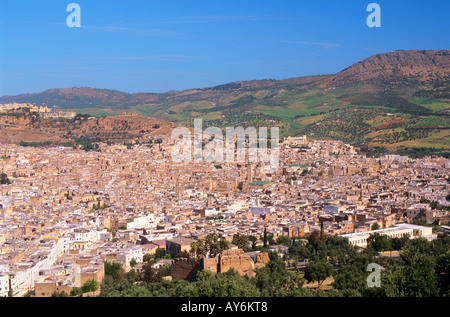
0 103 77 119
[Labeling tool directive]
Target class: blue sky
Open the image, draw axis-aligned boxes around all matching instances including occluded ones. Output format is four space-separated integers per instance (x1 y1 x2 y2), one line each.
0 0 449 96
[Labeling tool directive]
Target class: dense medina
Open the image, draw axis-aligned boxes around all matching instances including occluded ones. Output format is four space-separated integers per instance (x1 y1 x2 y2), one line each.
0 136 448 296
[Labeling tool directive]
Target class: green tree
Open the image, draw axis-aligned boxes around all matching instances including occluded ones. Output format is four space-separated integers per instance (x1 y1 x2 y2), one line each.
129 258 137 268
371 223 380 230
309 240 328 262
143 253 153 262
277 235 291 246
125 268 138 282
232 234 250 250
0 173 11 185
304 261 333 290
332 249 375 293
263 228 268 248
51 291 69 297
70 287 83 297
289 240 311 263
308 229 328 246
332 264 366 293
175 250 190 259
325 235 350 266
205 232 221 256
195 269 260 297
81 279 99 293
381 238 439 297
190 240 207 259
142 261 164 283
253 253 305 296
154 247 166 260
436 250 450 296
389 235 410 251
104 261 125 284
368 233 392 253
218 239 230 253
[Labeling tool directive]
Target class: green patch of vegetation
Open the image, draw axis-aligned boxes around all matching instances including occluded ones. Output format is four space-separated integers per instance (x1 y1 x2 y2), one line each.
249 181 270 186
19 141 53 147
410 97 450 112
74 136 100 152
130 106 159 117
96 230 450 297
0 173 12 185
394 146 450 159
295 107 379 143
412 115 450 127
68 113 91 122
92 203 109 211
192 109 282 130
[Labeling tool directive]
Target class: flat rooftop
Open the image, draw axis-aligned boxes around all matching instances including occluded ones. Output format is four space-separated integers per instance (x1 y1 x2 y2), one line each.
339 223 431 238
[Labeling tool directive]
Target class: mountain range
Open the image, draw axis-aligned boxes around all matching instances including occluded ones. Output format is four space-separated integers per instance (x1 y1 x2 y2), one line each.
1 49 449 154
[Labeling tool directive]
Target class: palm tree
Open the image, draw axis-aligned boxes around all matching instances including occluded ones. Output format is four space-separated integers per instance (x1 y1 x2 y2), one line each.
218 240 230 253
234 235 250 250
190 240 206 259
205 233 219 255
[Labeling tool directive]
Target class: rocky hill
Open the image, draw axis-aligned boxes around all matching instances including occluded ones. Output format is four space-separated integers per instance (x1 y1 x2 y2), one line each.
0 111 172 146
320 50 450 87
1 50 448 109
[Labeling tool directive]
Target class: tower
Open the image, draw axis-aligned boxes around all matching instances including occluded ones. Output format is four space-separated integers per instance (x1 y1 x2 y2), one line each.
247 164 253 182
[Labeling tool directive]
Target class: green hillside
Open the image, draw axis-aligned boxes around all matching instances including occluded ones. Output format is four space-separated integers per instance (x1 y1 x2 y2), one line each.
1 50 449 155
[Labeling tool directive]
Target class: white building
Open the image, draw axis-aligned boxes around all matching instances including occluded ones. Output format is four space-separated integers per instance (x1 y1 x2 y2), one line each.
68 228 107 244
339 223 434 248
249 206 275 216
384 154 409 162
117 247 144 268
0 274 9 297
284 135 307 147
4 237 77 297
227 200 247 213
204 208 222 217
125 214 157 230
9 268 33 297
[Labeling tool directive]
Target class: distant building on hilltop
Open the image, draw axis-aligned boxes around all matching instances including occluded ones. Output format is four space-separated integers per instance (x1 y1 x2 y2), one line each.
0 103 75 118
0 103 51 113
40 110 76 119
384 154 409 162
284 135 307 147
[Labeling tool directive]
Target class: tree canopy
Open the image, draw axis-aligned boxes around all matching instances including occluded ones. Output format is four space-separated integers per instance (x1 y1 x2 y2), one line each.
95 233 450 298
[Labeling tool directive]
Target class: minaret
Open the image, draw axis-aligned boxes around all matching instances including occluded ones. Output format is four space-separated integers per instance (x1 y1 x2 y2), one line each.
247 164 253 182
